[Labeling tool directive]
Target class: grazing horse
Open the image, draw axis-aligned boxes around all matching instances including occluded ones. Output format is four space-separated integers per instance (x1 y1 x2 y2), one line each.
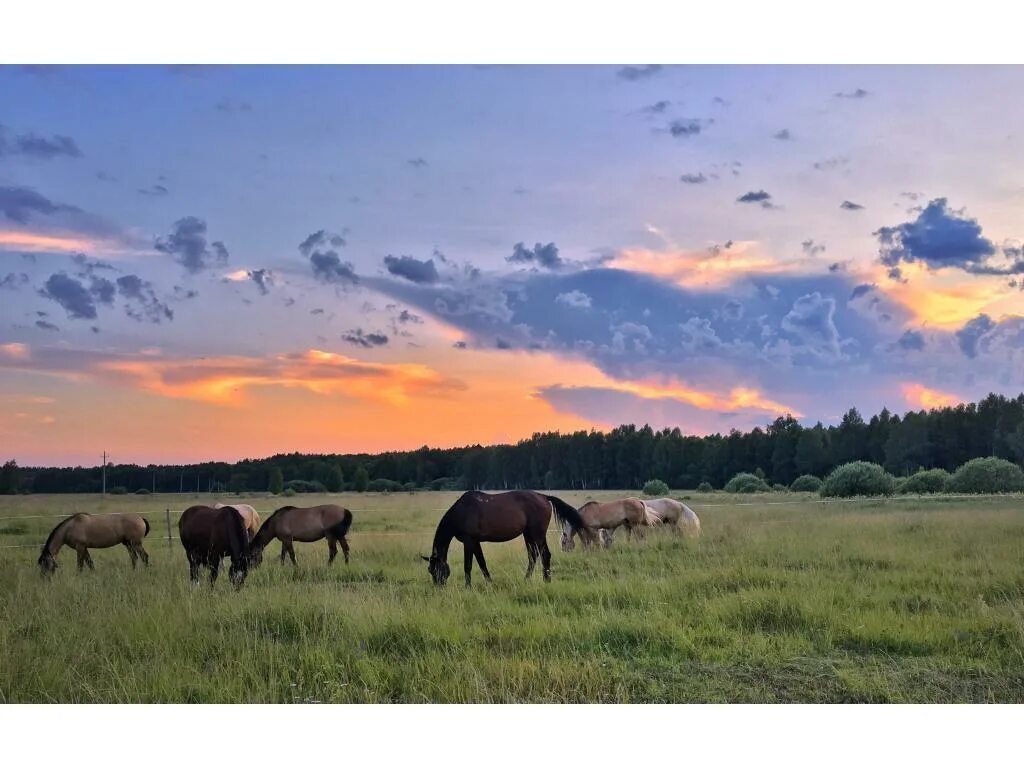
213 502 261 540
38 513 150 575
422 490 588 586
643 497 701 537
560 497 652 551
250 504 353 567
178 505 251 588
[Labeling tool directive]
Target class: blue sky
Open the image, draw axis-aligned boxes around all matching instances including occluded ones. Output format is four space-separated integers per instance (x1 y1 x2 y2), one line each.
4 64 1024 463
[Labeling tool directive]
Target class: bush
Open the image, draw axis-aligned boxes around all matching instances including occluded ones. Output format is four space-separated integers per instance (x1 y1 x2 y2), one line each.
281 487 297 497
897 468 951 495
696 481 714 493
134 488 151 495
790 474 822 493
724 472 770 494
283 479 327 494
771 483 788 492
108 486 128 495
642 479 670 497
946 457 1024 494
819 462 895 498
367 478 403 493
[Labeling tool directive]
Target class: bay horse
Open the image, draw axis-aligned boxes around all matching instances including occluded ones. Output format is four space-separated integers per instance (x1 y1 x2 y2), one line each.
178 505 251 588
250 504 353 567
560 497 652 552
38 512 150 575
422 490 588 586
643 498 702 537
213 502 261 540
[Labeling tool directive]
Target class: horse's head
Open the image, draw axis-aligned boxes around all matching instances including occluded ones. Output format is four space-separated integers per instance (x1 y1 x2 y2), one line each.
248 542 264 568
228 558 248 589
420 552 450 586
560 522 576 552
37 548 57 576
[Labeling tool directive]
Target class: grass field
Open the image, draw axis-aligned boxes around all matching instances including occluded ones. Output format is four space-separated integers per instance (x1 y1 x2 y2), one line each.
2 490 1023 703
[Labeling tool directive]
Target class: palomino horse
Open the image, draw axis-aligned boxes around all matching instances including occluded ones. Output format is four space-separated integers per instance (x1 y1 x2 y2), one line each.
560 497 652 551
178 505 251 588
213 502 261 540
643 497 701 536
422 490 587 586
38 513 150 575
250 504 353 567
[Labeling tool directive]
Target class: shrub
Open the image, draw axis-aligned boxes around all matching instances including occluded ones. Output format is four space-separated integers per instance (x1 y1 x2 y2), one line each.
790 474 822 493
819 462 895 498
134 488 151 495
724 472 770 494
771 483 788 492
283 479 327 494
696 481 714 493
281 487 297 497
897 468 951 495
367 478 403 493
642 479 670 497
108 486 128 495
946 457 1024 494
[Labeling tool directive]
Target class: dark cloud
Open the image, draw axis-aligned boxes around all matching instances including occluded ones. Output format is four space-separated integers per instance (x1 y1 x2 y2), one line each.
736 190 777 209
310 308 325 315
897 329 925 351
299 229 347 256
116 275 173 323
215 98 252 113
453 341 468 349
840 200 864 211
617 65 662 81
35 319 59 331
155 217 229 274
0 185 78 224
384 254 440 284
407 157 428 168
835 88 869 99
813 156 848 171
89 276 116 305
507 241 562 270
311 252 357 285
40 273 98 319
801 239 826 257
668 119 707 138
342 329 389 348
0 125 82 160
679 172 708 185
641 100 671 114
0 272 29 290
875 198 1024 275
849 283 875 300
247 269 273 295
138 184 169 197
172 285 199 301
956 314 995 358
397 309 423 324
773 129 792 140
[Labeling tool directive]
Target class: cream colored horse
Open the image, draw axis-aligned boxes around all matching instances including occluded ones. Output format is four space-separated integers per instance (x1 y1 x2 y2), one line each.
642 497 701 536
38 512 150 574
560 497 653 551
214 502 261 539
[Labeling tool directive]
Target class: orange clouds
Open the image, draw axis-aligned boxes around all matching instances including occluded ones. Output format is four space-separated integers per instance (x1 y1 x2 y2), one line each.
902 383 962 410
609 242 807 290
592 378 800 417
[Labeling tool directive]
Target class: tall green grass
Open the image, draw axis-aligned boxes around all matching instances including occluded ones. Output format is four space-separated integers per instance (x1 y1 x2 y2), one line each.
1 491 1023 702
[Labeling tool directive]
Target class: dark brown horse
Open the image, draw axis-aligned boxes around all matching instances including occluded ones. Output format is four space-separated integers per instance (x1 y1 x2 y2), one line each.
38 512 150 575
422 490 588 586
250 504 353 567
178 505 251 588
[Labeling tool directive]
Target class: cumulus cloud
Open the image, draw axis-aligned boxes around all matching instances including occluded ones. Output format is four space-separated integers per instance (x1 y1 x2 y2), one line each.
384 254 440 284
780 292 841 359
956 314 995 358
300 229 357 285
875 198 1024 275
155 217 229 273
342 328 389 348
116 275 173 323
0 185 79 224
507 241 563 270
667 119 709 138
617 65 662 81
736 190 777 209
897 329 925 351
0 125 82 160
40 273 100 319
556 290 592 309
247 269 273 295
1 272 29 290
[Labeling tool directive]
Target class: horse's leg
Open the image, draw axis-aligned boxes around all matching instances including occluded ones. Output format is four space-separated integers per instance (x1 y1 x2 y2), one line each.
124 542 138 569
76 547 86 571
187 552 200 584
523 537 538 579
137 544 150 566
209 558 220 585
540 539 552 582
327 535 338 565
339 536 350 565
286 539 297 566
279 540 287 565
83 548 95 571
463 539 474 587
473 543 491 582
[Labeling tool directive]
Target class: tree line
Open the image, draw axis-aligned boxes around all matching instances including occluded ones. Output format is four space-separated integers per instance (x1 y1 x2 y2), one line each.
5 392 1024 494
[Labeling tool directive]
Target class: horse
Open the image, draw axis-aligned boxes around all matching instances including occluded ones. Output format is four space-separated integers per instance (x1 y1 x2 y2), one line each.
559 497 652 551
642 497 702 537
38 513 150 575
178 505 251 588
422 490 588 586
250 504 353 567
213 502 261 540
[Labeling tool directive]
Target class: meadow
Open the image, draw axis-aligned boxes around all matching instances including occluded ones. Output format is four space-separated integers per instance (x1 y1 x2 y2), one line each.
1 490 1023 703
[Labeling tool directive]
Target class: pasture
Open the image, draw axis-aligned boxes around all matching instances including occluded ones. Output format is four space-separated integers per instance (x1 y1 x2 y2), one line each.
1 490 1023 703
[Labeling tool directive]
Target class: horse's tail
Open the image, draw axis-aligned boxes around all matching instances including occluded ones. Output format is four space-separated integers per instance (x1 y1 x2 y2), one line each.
142 517 151 537
332 508 353 539
543 494 587 533
642 502 664 527
225 508 250 562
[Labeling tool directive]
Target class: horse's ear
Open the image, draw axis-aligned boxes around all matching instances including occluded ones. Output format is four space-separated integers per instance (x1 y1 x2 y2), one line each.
420 555 431 562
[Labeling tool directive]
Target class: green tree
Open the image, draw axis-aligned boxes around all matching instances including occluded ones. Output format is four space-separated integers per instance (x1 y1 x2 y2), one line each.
325 464 344 492
353 465 369 492
228 473 247 493
0 460 20 494
267 466 284 494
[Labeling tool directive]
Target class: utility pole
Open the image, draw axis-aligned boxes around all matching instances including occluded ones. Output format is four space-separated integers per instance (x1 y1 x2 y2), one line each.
102 450 108 495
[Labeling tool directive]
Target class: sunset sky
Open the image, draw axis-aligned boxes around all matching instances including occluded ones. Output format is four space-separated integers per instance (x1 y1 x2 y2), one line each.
4 64 1024 465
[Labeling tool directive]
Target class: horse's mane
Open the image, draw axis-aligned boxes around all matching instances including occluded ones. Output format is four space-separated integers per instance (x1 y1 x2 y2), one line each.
42 514 83 553
224 507 250 560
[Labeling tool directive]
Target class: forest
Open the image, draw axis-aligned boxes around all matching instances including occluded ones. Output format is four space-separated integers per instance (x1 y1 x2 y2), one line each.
6 392 1024 494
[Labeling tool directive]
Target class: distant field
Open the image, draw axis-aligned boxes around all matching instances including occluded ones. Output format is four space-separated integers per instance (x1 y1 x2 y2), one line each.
2 490 1024 702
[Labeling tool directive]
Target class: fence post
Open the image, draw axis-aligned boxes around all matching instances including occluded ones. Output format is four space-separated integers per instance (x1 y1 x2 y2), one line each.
165 508 172 550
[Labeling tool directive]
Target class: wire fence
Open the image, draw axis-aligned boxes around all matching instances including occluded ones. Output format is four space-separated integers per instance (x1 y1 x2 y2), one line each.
1 492 1020 550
